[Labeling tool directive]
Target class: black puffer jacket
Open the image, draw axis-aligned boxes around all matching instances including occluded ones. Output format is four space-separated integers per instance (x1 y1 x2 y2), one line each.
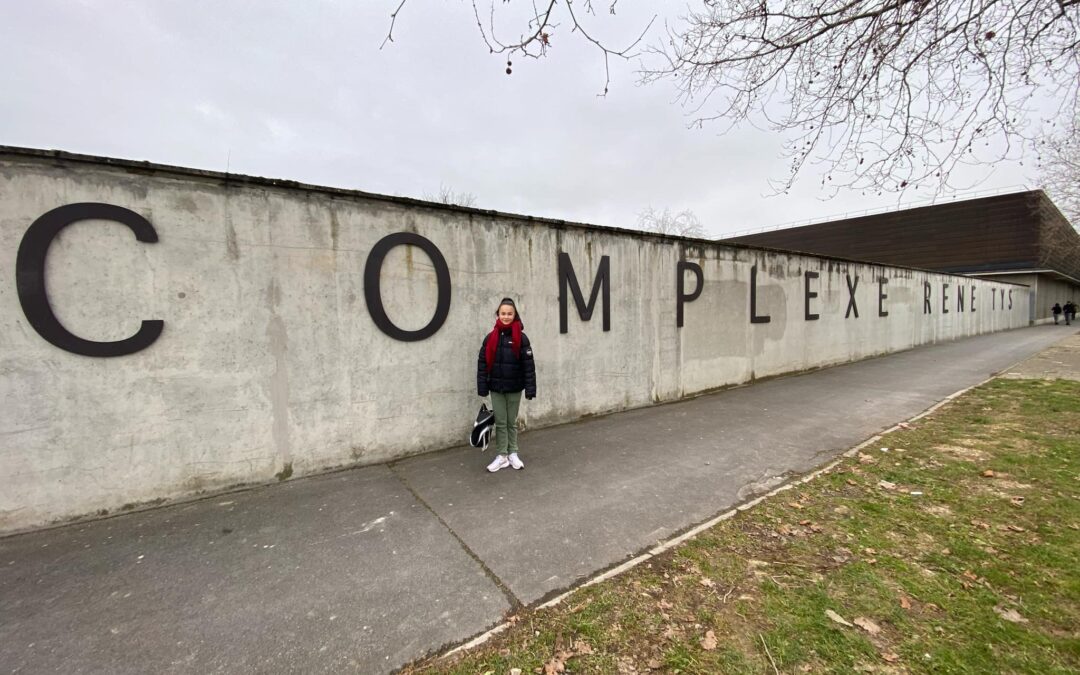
477 330 536 397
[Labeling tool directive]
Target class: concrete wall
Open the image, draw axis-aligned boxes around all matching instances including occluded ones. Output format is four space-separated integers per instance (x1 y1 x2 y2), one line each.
1037 276 1080 323
0 149 1031 533
978 273 1080 324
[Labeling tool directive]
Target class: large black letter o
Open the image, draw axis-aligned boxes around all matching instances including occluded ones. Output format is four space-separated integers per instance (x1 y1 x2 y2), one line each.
364 232 451 341
16 203 164 357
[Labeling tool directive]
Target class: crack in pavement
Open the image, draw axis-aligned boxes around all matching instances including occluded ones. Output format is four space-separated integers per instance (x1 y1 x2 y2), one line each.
387 462 523 612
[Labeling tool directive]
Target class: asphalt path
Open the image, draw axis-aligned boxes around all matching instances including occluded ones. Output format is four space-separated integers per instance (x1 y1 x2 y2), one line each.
1 326 1074 674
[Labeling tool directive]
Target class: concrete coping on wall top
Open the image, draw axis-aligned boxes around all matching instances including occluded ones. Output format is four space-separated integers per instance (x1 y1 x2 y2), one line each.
0 145 1030 287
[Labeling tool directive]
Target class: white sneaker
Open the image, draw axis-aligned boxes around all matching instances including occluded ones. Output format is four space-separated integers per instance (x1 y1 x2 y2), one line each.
487 454 510 472
508 453 524 470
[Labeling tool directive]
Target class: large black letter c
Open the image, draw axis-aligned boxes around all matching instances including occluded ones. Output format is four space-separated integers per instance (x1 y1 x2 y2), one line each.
16 203 164 357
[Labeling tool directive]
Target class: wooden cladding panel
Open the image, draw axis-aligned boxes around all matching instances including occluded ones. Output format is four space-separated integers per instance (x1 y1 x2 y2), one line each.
726 192 1050 273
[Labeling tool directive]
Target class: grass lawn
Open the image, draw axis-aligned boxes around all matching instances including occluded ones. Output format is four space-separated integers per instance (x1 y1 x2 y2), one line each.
403 379 1080 674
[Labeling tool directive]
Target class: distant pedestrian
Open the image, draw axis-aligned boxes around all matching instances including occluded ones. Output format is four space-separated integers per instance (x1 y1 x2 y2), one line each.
476 297 536 473
1064 300 1077 326
1052 303 1062 324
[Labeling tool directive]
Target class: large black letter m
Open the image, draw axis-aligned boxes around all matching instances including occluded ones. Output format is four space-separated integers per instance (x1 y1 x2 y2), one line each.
558 251 610 334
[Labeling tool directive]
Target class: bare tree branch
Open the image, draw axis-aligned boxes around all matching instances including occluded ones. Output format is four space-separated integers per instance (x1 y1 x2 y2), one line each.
384 1 1078 196
380 0 408 49
641 0 1080 195
1037 111 1080 226
386 1 656 95
424 184 479 208
637 206 706 237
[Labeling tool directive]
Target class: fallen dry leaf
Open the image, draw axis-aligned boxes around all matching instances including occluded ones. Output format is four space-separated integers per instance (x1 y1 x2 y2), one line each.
858 453 876 464
699 577 715 588
542 642 595 675
900 595 912 610
881 651 900 663
854 617 882 635
700 630 718 651
789 501 805 510
573 640 594 656
826 609 854 627
994 606 1029 623
1010 496 1025 507
543 651 571 674
983 469 996 478
567 597 593 613
846 479 858 486
878 480 897 490
898 422 914 429
1007 524 1026 532
647 658 662 670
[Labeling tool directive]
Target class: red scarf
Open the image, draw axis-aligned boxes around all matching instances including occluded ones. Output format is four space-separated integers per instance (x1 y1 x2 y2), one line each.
485 318 522 372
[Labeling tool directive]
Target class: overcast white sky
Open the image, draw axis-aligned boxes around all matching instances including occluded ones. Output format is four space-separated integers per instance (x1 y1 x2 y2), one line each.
0 1 1037 237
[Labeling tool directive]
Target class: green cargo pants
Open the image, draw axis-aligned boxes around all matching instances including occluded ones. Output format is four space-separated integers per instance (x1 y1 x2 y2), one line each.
490 390 522 454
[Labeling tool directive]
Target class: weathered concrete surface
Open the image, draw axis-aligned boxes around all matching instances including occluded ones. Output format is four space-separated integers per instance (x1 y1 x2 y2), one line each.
1 148 1030 533
0 467 510 674
0 326 1069 674
1001 329 1080 381
393 324 1072 604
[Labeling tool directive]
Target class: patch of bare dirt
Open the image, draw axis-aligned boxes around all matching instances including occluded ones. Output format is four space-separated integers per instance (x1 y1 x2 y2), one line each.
923 504 953 518
933 444 989 462
994 480 1033 491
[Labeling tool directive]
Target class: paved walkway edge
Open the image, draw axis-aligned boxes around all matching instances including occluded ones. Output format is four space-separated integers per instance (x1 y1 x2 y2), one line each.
440 349 1039 663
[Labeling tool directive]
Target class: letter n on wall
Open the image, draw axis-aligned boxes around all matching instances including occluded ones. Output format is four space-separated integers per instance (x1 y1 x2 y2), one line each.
558 251 610 334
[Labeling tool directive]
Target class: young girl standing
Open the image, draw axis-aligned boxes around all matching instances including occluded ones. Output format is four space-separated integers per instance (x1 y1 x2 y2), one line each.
477 297 536 472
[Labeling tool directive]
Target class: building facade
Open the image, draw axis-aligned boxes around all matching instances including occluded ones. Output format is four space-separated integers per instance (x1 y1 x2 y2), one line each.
723 191 1080 324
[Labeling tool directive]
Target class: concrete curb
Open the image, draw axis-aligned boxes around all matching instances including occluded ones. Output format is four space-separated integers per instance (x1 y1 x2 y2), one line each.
439 365 1026 663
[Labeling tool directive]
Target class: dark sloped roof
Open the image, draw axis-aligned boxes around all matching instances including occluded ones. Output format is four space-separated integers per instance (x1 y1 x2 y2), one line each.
723 191 1080 282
